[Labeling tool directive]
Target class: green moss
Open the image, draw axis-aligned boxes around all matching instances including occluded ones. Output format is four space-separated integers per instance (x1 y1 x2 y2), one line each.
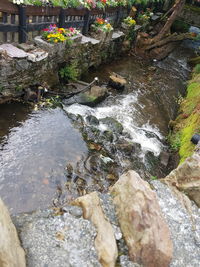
179 113 199 163
169 66 200 163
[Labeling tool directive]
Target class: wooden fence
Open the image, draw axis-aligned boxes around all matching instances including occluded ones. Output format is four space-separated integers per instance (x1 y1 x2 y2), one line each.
0 0 128 43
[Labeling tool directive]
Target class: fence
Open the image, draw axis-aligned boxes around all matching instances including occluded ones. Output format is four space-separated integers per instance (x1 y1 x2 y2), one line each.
0 0 128 44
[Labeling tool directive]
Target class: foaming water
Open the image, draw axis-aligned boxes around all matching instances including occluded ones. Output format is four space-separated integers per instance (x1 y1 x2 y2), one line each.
65 92 164 158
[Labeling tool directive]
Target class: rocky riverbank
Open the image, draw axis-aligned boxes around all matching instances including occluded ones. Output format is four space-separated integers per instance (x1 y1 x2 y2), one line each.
1 151 200 266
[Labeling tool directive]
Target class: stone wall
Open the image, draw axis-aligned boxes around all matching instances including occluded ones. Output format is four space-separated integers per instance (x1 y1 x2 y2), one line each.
0 31 126 103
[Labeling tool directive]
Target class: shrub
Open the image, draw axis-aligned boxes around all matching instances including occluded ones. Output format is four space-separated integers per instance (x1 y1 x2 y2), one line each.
59 62 79 82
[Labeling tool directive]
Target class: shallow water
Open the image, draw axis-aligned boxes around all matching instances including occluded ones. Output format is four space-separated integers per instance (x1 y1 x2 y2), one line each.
0 48 193 214
0 107 88 214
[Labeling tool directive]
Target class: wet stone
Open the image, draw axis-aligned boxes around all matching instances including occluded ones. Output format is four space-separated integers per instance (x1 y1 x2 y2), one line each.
100 117 123 134
86 115 99 125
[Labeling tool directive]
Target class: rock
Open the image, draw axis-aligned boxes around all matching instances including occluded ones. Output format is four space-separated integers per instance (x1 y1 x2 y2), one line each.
0 44 27 58
73 192 118 267
86 115 99 125
81 36 100 45
17 43 35 52
112 31 125 40
109 72 127 90
27 49 48 62
0 198 26 267
100 117 123 134
74 86 108 107
12 209 101 267
151 180 200 267
110 170 173 267
163 153 200 207
160 151 170 167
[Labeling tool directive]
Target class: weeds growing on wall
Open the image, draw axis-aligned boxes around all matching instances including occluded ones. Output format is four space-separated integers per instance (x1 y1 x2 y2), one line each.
59 62 79 82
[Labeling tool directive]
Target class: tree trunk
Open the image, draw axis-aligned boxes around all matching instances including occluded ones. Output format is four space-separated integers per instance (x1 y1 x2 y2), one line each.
135 0 193 60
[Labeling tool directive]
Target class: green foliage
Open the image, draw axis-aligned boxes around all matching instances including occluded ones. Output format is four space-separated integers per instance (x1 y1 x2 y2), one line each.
194 64 200 74
0 84 4 93
172 20 190 33
150 175 157 180
168 131 181 151
59 62 79 82
45 95 63 108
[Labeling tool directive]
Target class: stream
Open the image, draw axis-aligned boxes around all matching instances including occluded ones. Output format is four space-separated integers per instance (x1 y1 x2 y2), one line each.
0 47 193 214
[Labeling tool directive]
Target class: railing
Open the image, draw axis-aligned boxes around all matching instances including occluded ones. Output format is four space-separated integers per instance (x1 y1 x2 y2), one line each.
0 0 128 43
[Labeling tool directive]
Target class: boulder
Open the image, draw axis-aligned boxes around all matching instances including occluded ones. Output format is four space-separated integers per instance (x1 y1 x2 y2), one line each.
109 73 127 90
100 117 123 134
73 192 118 267
163 153 200 207
64 86 107 107
0 198 26 267
110 170 173 267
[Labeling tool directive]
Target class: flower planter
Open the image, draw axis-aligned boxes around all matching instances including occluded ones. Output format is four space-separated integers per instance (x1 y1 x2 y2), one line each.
34 36 67 55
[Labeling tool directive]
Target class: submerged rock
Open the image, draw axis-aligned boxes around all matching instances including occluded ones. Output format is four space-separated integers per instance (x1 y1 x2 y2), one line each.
0 198 26 267
110 170 173 267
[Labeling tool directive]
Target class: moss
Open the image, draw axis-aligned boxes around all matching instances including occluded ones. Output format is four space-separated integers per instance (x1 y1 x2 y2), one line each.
184 4 200 14
179 113 199 163
169 66 200 163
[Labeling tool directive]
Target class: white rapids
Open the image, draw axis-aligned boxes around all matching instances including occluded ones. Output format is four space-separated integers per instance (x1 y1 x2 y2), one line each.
64 92 164 161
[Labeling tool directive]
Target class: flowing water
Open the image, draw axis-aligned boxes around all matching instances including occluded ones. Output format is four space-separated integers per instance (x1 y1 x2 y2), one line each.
0 47 193 214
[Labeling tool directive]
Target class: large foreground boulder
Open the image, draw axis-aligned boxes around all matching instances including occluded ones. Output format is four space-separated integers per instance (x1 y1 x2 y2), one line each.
110 170 173 267
163 153 200 207
73 192 118 267
0 198 26 267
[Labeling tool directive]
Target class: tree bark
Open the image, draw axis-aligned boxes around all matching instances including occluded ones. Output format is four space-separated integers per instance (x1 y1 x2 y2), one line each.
135 0 194 59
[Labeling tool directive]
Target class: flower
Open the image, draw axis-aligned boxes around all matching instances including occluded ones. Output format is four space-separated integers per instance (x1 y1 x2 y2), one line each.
42 25 80 43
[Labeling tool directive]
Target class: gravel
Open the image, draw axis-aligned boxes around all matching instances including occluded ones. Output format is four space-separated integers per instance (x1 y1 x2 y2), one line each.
13 208 101 267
